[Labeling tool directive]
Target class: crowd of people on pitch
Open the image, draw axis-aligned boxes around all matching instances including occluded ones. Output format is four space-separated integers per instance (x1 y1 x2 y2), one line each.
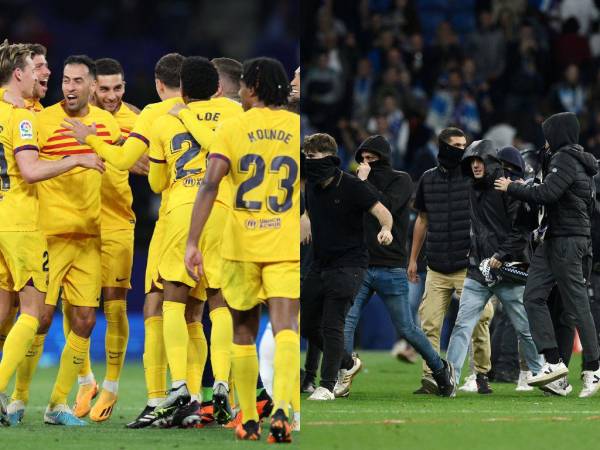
300 113 600 399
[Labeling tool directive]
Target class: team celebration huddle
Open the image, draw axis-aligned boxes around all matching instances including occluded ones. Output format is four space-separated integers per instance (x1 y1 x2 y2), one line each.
0 39 300 443
301 121 600 401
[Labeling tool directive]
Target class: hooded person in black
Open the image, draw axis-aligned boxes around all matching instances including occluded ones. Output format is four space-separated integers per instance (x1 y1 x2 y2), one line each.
340 135 456 397
445 140 543 391
495 112 600 397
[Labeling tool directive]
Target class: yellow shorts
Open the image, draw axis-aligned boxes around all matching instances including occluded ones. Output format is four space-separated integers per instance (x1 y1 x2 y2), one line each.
0 231 48 293
199 203 228 290
101 228 134 289
158 204 206 301
46 235 101 307
221 259 299 311
145 218 165 294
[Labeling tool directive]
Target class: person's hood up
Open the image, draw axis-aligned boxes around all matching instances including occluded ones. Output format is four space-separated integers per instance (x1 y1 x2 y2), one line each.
542 112 579 152
461 139 502 179
355 135 391 164
498 146 525 177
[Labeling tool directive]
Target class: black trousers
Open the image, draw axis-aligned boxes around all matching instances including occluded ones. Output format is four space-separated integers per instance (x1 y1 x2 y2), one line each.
301 243 321 379
547 286 575 365
523 237 600 364
301 266 364 391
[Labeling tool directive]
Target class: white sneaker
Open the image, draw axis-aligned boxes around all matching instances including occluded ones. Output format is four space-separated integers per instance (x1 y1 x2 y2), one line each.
333 354 362 397
527 361 568 387
579 368 600 398
307 386 335 401
540 376 572 397
516 371 534 392
458 373 478 393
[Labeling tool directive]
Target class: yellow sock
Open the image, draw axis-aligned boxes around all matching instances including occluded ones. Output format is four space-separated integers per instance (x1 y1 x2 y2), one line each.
0 302 18 352
163 301 188 382
143 316 167 400
186 322 207 398
231 344 259 423
209 307 232 383
273 330 300 412
49 332 90 406
12 333 46 404
63 302 93 380
104 300 129 382
0 314 38 392
291 366 300 414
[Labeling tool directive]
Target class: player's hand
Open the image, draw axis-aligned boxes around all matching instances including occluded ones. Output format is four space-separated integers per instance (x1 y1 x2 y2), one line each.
185 244 204 282
357 162 371 181
407 259 419 283
489 256 502 269
130 154 150 175
494 177 512 192
61 118 97 143
73 154 106 173
169 103 188 117
377 228 393 246
300 213 311 244
2 89 25 108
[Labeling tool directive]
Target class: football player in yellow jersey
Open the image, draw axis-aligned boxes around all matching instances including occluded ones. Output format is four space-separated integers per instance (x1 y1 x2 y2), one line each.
185 57 299 443
63 53 191 427
8 55 121 427
0 43 50 351
63 57 140 422
0 43 104 426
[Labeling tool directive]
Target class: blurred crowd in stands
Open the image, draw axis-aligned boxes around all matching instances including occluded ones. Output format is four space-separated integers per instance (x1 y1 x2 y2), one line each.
301 0 600 179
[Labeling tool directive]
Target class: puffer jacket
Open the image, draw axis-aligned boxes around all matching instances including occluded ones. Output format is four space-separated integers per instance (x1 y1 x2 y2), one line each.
462 140 530 284
507 112 598 238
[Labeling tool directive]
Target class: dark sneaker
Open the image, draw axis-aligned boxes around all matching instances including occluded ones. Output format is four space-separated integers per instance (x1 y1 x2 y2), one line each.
301 374 316 394
267 409 292 443
256 389 274 419
133 384 191 429
476 373 493 394
414 375 438 394
125 405 156 429
235 419 261 441
171 400 201 428
213 382 233 425
432 360 455 397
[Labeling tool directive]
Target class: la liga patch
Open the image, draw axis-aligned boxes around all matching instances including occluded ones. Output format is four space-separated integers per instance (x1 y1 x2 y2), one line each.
19 120 33 139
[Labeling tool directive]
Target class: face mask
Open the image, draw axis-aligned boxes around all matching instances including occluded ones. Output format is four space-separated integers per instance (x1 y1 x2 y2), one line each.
438 140 464 169
505 169 523 181
305 155 340 184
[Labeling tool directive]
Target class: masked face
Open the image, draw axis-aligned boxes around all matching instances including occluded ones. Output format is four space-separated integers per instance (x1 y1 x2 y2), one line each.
304 154 340 184
438 139 465 169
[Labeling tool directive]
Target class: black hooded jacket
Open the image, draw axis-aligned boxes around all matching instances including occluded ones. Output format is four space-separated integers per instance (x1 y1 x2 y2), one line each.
461 140 530 284
356 136 413 267
507 113 598 238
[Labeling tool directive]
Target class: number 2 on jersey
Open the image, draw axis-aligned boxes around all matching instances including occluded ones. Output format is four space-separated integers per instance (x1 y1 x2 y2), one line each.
235 153 298 213
171 132 201 180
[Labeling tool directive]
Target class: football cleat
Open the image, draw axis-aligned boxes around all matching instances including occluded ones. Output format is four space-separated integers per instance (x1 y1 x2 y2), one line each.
73 381 98 418
125 404 156 429
148 384 191 428
6 399 25 426
89 390 117 422
213 382 233 425
257 389 274 419
44 404 87 426
235 419 261 441
267 408 292 443
171 400 201 428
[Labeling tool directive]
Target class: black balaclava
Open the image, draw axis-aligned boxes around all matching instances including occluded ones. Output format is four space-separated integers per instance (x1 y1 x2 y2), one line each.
438 139 464 169
305 155 341 184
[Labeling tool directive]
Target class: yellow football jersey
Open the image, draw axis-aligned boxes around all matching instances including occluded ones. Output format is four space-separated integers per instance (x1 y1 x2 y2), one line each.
0 87 44 112
86 97 183 219
148 97 243 212
37 102 121 236
101 101 137 231
0 101 40 231
211 107 300 263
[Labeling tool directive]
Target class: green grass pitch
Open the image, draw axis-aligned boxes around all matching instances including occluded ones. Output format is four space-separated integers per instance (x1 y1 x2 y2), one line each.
300 351 600 449
1 362 293 449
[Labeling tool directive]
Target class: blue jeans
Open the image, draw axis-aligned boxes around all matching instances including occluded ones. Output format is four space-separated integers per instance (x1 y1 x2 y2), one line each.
343 267 443 372
408 272 426 325
447 277 544 382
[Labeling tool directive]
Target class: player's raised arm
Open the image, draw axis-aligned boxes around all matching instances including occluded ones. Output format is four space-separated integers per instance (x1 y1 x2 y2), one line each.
184 154 229 281
169 104 217 149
